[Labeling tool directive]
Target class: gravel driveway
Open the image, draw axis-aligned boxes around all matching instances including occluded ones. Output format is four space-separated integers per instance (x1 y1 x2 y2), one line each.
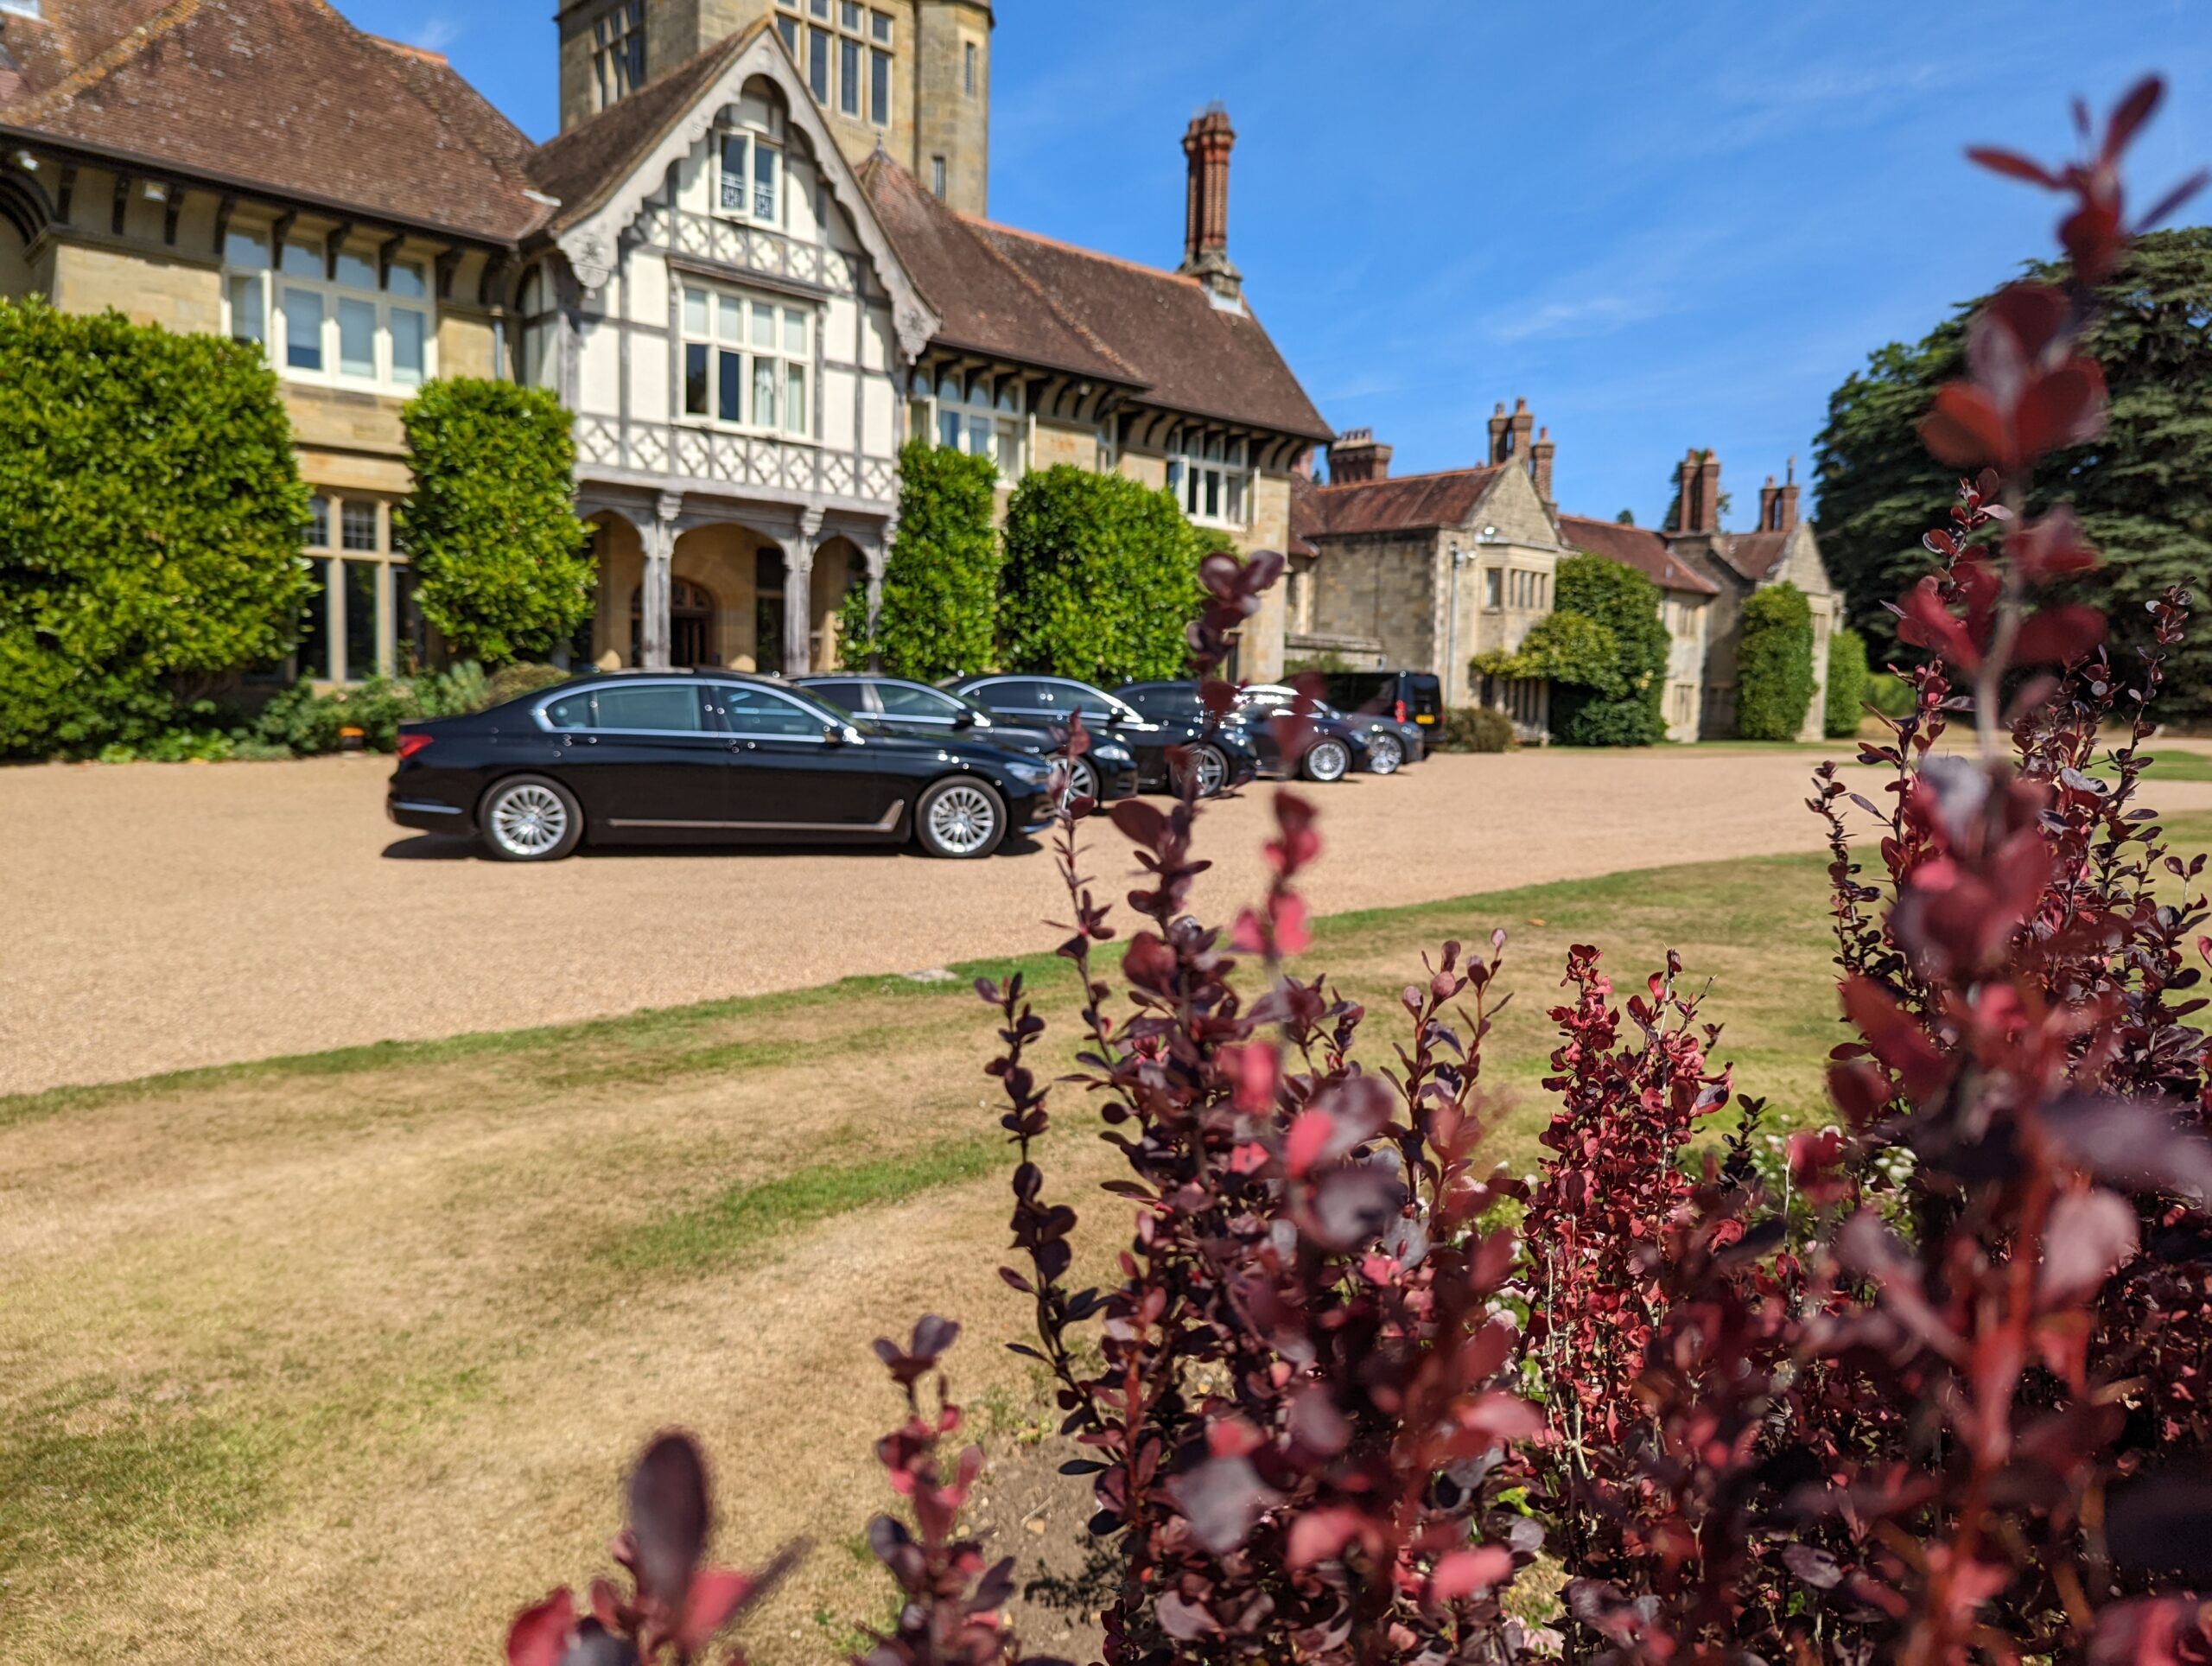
8 747 2206 1097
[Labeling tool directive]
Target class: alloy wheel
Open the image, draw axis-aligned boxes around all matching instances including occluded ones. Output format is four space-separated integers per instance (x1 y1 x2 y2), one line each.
1065 755 1100 805
927 782 1001 855
490 783 570 858
1305 739 1351 783
1192 745 1230 798
1368 734 1404 775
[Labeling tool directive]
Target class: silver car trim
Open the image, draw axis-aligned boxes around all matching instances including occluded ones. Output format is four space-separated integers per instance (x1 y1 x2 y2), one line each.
605 801 906 835
391 798 464 815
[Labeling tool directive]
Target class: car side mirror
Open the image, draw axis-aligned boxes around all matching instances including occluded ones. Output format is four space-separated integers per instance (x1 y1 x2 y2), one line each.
823 722 850 745
952 710 976 729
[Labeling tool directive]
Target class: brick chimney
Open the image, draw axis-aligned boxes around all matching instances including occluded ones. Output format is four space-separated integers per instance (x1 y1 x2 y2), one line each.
1509 397 1534 463
1179 104 1243 304
1487 401 1510 463
1777 456 1801 533
1531 425 1556 510
1758 475 1779 531
1329 427 1391 484
1675 448 1721 536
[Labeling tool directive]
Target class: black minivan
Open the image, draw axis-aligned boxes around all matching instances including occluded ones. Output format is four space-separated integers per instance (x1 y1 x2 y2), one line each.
1320 671 1446 737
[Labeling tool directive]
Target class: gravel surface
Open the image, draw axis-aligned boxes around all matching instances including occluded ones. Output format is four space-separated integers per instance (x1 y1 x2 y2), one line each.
8 748 2209 1097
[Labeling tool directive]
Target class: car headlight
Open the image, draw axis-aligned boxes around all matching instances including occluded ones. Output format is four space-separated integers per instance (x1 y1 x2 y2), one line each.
1006 759 1052 785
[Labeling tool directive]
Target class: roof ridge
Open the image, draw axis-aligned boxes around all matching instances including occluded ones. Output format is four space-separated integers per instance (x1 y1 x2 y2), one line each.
1316 464 1503 493
6 0 204 124
962 211 1205 290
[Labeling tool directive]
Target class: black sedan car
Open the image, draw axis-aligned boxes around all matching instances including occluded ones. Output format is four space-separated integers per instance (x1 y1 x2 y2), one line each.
944 674 1262 798
1118 680 1372 783
386 671 1058 862
1238 683 1425 774
793 674 1139 803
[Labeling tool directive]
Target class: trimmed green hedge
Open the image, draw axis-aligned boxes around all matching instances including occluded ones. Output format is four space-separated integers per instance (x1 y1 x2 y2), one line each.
996 465 1205 684
839 440 1001 677
397 378 595 666
1738 582 1817 741
0 299 311 757
1824 624 1872 740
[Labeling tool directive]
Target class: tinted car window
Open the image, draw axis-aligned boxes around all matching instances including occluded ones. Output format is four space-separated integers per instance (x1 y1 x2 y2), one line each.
1322 672 1393 715
594 684 706 732
1124 686 1200 720
877 683 963 719
804 680 872 714
973 679 1055 710
720 686 829 738
1058 684 1135 724
1404 674 1444 718
543 692 593 730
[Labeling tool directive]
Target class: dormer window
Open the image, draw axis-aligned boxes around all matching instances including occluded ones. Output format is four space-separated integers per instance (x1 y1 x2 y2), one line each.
718 128 782 222
593 1 645 111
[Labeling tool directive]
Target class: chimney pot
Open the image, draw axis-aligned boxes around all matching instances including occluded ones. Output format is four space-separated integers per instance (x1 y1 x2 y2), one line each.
1179 106 1243 302
1328 429 1392 485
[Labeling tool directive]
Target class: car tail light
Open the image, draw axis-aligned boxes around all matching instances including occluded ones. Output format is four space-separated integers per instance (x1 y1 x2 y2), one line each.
1394 699 1407 723
397 734 435 762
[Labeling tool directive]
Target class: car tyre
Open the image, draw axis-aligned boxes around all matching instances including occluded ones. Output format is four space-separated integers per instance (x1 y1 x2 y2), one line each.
1062 754 1100 806
1302 738 1352 783
916 775 1007 860
1366 733 1405 775
1173 742 1232 799
480 774 585 862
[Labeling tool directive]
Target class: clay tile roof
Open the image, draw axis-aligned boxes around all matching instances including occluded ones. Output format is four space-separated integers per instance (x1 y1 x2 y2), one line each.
1719 529 1789 582
861 154 1333 442
1558 513 1719 595
1305 466 1507 537
0 0 173 105
526 22 766 232
0 0 543 243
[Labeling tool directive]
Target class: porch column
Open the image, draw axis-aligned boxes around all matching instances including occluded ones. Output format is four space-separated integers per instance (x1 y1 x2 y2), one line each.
784 511 822 676
641 491 680 671
864 518 892 672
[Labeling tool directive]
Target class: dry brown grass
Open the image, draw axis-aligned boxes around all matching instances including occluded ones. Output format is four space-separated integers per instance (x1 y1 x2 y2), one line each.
4 812 2207 1664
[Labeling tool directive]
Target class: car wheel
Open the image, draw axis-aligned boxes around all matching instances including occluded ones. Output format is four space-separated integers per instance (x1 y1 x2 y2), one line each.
1302 738 1352 783
1062 754 1100 806
1366 733 1405 776
1173 742 1231 799
916 776 1007 859
480 775 584 862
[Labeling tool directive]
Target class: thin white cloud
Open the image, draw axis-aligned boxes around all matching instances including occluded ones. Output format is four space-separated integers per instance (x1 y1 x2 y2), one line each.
410 14 461 53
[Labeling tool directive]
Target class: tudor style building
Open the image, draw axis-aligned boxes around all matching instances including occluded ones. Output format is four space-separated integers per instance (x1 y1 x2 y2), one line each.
0 0 1326 685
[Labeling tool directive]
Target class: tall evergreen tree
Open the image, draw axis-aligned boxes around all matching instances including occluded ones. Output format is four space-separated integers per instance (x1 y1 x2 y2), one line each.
1815 227 2212 720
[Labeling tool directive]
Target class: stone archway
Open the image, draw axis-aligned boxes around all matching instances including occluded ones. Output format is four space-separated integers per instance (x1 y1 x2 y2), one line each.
629 575 721 667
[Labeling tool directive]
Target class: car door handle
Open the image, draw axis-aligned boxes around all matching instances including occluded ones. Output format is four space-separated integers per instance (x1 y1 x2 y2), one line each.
726 738 757 752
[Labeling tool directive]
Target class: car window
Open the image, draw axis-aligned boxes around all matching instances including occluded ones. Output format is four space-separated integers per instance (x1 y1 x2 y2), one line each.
719 685 829 738
803 680 872 715
1127 687 1199 720
1322 673 1391 715
876 683 963 719
974 679 1052 710
592 684 706 733
543 691 593 731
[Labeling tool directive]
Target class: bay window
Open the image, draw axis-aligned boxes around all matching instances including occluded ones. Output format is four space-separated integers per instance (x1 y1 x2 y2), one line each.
226 227 434 393
680 283 814 439
1167 429 1251 529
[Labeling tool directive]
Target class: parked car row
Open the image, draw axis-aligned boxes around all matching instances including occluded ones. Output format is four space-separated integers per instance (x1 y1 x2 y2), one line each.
386 665 1443 864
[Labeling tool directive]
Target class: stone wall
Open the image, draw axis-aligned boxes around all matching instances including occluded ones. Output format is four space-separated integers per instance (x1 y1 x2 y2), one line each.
48 240 222 335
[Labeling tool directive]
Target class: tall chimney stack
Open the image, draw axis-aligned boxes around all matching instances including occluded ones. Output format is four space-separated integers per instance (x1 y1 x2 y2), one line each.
1510 397 1534 464
1328 427 1391 485
1675 448 1721 536
1696 451 1722 535
1487 401 1510 464
1758 475 1779 531
1531 425 1556 511
1179 105 1243 304
1777 456 1801 533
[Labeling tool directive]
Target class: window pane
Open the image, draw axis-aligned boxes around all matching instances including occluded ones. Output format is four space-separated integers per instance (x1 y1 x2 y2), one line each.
392 565 426 674
964 41 976 95
341 501 378 551
809 0 828 16
966 412 989 456
1225 473 1245 524
283 289 323 370
753 143 778 219
1485 569 1501 607
683 287 709 337
228 273 265 346
777 15 798 52
718 293 744 342
594 684 706 732
839 38 860 113
719 349 744 423
938 409 961 449
871 9 891 40
722 686 823 736
875 683 959 717
338 297 376 377
841 0 860 26
783 308 806 353
307 495 331 547
936 370 959 401
685 343 709 415
995 423 1020 478
809 29 829 99
281 238 322 278
870 48 890 122
543 691 592 730
1205 470 1221 519
786 363 806 434
753 357 779 427
296 558 332 680
344 560 379 681
388 260 427 300
750 303 775 349
334 248 378 290
224 229 270 270
391 308 426 385
721 134 747 213
995 381 1017 413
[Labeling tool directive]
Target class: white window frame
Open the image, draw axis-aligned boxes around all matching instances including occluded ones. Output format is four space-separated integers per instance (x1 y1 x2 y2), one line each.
778 0 894 127
678 281 817 442
593 0 646 111
920 368 1027 483
224 227 435 396
1166 429 1252 530
297 493 421 685
715 125 785 224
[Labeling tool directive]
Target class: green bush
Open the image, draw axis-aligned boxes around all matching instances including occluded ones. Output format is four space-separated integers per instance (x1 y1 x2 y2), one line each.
1824 624 1872 740
839 441 1001 677
1866 669 1916 720
1738 582 1818 741
482 662 571 709
0 299 311 757
1548 554 1669 747
397 379 595 665
997 465 1206 684
1441 706 1516 752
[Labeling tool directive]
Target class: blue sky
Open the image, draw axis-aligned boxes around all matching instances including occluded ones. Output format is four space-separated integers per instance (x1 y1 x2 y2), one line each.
340 1 2209 530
